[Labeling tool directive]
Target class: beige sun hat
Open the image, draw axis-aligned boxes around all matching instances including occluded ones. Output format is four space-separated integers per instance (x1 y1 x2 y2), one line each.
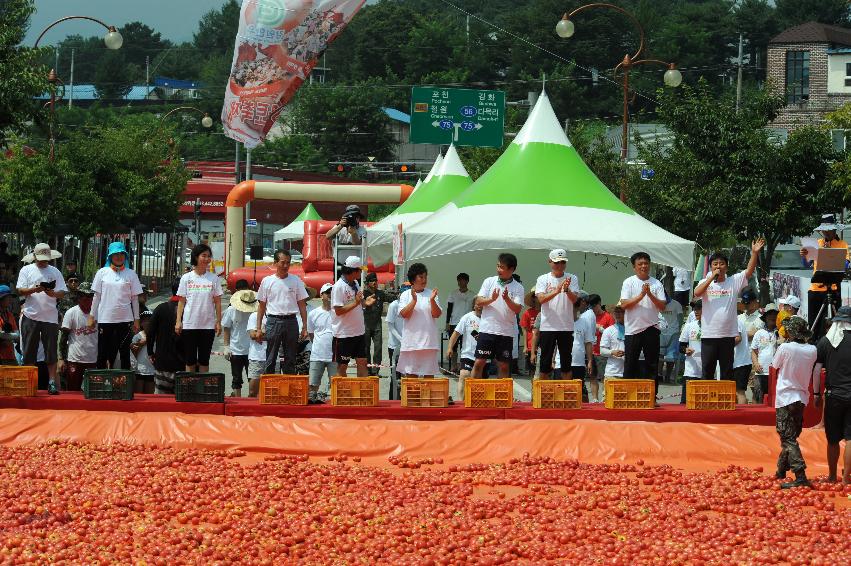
230 289 259 313
22 243 62 264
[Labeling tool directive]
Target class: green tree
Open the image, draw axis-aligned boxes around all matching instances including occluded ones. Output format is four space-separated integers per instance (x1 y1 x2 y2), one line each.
774 0 850 28
193 0 240 54
632 80 843 300
734 0 780 82
93 51 135 100
0 0 48 140
825 103 851 201
0 116 190 238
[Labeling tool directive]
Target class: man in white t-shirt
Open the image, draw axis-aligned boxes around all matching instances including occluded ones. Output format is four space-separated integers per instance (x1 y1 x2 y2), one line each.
732 317 752 404
660 294 684 384
619 252 667 389
445 272 472 373
751 303 778 405
448 304 482 402
534 249 579 379
331 256 376 377
694 239 764 381
771 315 821 489
256 249 309 376
472 253 524 379
58 282 97 391
306 283 336 403
385 285 407 399
16 243 67 394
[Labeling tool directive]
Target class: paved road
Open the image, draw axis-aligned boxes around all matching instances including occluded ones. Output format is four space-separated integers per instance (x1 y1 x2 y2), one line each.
147 292 687 402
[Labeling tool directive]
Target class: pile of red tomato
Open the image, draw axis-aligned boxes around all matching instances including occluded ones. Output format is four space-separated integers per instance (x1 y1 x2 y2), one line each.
0 440 849 565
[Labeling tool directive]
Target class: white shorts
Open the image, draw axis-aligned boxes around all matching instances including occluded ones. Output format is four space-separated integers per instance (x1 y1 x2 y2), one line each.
248 360 265 381
397 349 439 376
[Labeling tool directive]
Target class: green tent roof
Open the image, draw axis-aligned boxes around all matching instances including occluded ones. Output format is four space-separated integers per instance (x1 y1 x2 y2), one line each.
292 203 322 222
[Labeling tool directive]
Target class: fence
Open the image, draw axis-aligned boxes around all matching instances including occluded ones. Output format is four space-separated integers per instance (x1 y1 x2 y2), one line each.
0 226 188 293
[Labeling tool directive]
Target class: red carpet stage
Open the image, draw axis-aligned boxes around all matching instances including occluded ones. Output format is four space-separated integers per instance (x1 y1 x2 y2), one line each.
0 392 821 426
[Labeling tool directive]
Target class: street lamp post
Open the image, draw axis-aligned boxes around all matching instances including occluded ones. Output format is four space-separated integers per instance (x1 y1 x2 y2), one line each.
157 106 214 151
556 3 682 201
34 16 123 161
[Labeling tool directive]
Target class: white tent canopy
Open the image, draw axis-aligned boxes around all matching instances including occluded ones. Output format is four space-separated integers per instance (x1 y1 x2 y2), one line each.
402 92 694 303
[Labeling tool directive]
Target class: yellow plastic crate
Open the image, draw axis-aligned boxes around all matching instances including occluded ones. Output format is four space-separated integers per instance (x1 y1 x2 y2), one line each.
259 374 309 405
331 376 379 407
401 378 449 408
686 379 736 410
0 366 38 397
604 379 655 409
464 378 513 408
532 379 583 409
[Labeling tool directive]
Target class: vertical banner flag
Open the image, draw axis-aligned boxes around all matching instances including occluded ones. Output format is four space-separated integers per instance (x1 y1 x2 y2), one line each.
222 0 366 147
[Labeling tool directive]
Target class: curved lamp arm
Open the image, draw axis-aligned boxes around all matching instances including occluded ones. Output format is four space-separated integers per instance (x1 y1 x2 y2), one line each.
159 107 214 129
560 3 645 61
34 16 122 49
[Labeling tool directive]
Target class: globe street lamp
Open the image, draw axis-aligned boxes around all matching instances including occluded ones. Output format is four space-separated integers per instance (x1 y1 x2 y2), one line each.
556 3 682 201
34 16 123 162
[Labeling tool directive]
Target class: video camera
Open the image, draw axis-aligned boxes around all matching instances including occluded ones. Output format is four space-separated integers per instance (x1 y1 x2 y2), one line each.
38 280 56 290
343 213 360 229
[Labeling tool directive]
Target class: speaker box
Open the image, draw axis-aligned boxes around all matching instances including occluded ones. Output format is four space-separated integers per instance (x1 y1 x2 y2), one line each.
249 245 264 260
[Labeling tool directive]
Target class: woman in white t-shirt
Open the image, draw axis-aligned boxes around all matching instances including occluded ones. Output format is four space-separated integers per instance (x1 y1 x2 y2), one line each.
175 244 223 372
398 263 442 377
89 241 144 369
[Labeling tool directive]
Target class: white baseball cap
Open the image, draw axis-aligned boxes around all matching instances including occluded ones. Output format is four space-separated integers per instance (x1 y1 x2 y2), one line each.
549 249 568 263
320 283 333 294
344 256 363 269
786 295 801 309
777 297 787 306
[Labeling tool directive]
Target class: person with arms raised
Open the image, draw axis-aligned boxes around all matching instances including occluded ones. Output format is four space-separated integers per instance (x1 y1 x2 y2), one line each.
693 239 764 381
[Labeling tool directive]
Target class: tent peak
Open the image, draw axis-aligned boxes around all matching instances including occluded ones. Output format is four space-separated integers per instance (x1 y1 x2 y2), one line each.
513 90 573 148
423 153 444 184
435 144 470 179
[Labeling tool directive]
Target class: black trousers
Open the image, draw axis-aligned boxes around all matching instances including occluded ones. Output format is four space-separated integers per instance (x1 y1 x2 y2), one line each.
230 354 249 389
97 322 133 369
700 336 735 380
365 323 382 376
623 327 661 382
538 331 573 375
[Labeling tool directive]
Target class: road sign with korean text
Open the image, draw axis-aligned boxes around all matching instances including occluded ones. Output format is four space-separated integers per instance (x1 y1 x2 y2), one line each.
410 87 505 148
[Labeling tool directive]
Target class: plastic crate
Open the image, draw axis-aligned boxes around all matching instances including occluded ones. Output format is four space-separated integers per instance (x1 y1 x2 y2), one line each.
175 372 225 403
83 370 135 400
532 379 583 409
604 379 655 409
464 378 513 408
331 377 379 407
259 374 309 405
401 378 449 408
686 379 736 410
0 366 38 397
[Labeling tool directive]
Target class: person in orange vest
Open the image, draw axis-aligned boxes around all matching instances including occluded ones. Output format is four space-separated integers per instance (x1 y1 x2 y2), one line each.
800 214 848 339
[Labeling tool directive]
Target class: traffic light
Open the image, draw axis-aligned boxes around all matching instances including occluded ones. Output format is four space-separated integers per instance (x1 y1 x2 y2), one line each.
394 163 415 173
330 162 352 174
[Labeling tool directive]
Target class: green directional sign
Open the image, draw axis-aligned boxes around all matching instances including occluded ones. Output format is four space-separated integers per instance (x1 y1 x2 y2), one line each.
409 86 505 148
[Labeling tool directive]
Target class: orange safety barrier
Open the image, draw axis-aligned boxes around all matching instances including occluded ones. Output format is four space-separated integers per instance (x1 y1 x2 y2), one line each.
0 409 831 474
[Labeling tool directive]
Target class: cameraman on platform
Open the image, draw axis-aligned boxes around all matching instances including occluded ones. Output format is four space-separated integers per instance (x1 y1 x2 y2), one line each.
325 205 367 245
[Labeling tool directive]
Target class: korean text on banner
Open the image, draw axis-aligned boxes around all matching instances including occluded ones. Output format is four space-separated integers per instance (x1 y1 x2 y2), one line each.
221 0 366 148
392 223 404 265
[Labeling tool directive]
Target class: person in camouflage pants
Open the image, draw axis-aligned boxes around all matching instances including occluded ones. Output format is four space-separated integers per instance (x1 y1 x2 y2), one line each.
775 401 806 479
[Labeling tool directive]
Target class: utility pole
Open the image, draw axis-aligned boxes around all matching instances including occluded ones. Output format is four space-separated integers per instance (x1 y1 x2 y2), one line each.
145 55 150 87
736 33 743 113
245 145 252 245
68 48 75 107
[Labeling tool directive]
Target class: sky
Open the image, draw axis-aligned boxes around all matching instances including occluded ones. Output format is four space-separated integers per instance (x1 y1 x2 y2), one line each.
24 0 231 46
24 0 380 46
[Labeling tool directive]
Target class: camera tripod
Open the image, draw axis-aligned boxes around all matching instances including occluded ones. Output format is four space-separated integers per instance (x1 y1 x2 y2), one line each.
809 271 846 338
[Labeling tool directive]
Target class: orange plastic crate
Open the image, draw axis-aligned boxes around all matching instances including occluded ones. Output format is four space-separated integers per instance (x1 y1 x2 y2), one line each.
259 374 309 405
464 378 513 408
331 377 379 407
686 380 736 410
0 366 38 397
401 378 449 408
604 379 655 409
532 379 583 409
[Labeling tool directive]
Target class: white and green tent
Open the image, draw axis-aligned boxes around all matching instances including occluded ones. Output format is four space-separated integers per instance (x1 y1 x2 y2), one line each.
367 148 470 264
404 91 694 303
273 202 323 243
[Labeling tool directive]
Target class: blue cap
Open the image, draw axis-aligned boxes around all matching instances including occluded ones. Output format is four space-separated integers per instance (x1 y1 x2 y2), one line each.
105 242 128 267
0 284 15 299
